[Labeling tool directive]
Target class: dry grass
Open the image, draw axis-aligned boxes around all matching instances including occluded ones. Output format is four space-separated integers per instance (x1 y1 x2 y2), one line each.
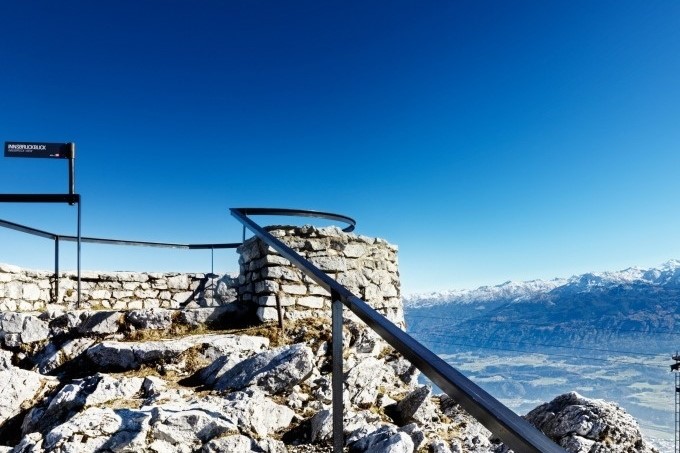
125 323 210 342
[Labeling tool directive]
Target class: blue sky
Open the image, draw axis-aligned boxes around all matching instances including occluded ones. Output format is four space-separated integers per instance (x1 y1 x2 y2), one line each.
1 1 679 293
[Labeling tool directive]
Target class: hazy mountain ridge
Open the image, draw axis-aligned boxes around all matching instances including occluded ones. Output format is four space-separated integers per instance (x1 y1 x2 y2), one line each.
404 259 680 308
405 259 680 352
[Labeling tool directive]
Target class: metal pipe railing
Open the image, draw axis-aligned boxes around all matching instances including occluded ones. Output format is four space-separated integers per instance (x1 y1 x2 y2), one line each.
0 217 240 305
230 207 566 453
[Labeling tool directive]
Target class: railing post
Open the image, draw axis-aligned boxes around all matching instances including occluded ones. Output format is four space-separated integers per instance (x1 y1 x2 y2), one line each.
331 290 344 453
211 246 215 305
54 235 59 304
77 198 81 308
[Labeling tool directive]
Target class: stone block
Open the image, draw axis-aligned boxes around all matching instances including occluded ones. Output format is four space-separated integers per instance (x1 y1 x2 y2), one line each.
172 291 194 304
265 255 291 266
112 290 134 299
255 280 279 294
128 300 144 309
166 274 189 290
1 312 25 333
258 295 278 307
261 266 301 282
256 306 280 323
38 280 51 289
297 296 325 309
379 283 399 298
3 334 20 348
309 284 331 297
343 244 366 258
21 316 50 343
280 284 307 295
4 282 21 300
278 295 297 307
134 289 158 299
78 311 122 335
18 300 34 311
310 256 347 272
90 289 112 300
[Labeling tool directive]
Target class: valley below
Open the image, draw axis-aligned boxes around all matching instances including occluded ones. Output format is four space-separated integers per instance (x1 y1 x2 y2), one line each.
404 261 680 452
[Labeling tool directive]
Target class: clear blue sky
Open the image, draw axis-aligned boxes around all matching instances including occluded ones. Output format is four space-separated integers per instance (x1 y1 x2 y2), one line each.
1 1 679 293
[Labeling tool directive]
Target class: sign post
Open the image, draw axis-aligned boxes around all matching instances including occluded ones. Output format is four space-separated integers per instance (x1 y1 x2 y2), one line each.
2 141 81 306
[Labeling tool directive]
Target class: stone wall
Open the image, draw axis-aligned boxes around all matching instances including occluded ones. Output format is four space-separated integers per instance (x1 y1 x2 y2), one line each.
0 226 404 328
0 263 237 312
237 225 404 325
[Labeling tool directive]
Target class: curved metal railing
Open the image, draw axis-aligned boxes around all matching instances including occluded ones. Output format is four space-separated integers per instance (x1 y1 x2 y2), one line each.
230 207 565 453
233 207 356 232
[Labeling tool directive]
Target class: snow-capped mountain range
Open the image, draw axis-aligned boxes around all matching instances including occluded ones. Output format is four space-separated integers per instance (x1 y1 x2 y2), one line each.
403 260 680 446
404 259 680 307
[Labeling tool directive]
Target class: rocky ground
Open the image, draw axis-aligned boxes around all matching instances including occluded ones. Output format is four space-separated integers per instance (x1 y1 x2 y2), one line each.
0 306 660 452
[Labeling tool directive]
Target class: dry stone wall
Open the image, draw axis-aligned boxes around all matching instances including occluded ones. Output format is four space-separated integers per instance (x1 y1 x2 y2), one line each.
0 263 237 312
0 226 404 329
236 225 404 325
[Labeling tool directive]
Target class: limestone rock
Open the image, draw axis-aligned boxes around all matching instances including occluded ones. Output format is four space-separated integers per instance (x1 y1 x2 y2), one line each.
0 366 56 430
126 308 173 330
10 432 43 453
310 409 334 443
77 311 122 335
42 406 151 452
345 357 386 407
210 343 314 394
430 439 453 453
147 401 236 450
202 434 256 452
400 423 425 451
32 337 95 375
199 333 270 359
177 306 237 327
523 392 659 453
86 333 268 372
215 274 238 303
85 341 137 371
20 316 50 344
387 356 419 385
396 385 435 425
0 312 23 334
0 313 49 345
349 425 415 453
438 397 492 453
22 373 144 435
254 437 288 453
222 389 294 437
311 409 383 446
201 434 288 453
0 349 12 370
47 311 84 337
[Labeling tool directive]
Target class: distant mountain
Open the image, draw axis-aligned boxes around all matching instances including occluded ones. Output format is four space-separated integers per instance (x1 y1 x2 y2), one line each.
405 260 680 351
405 259 680 308
403 261 680 446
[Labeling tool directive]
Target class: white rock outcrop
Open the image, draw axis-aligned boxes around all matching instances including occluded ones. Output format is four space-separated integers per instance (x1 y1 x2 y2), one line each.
521 392 659 453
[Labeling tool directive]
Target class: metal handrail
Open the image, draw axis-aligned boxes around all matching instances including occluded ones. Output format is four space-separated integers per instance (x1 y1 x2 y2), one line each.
0 218 240 249
230 207 565 453
0 219 241 250
233 207 356 232
0 217 240 305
